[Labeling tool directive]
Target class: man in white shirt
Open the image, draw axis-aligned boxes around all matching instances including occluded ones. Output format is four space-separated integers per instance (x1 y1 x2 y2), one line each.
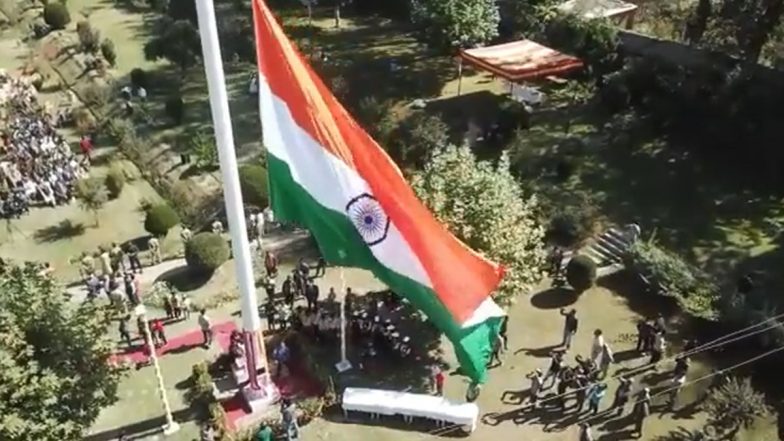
198 309 212 347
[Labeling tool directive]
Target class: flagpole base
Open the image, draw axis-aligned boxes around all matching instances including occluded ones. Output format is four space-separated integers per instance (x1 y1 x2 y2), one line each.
335 359 352 373
241 373 279 413
162 421 180 436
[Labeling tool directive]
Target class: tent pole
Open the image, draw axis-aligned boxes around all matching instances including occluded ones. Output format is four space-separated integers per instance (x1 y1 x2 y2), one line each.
457 57 463 96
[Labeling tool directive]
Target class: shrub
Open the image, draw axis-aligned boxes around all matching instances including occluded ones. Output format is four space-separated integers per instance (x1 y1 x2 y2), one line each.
73 108 96 135
164 96 185 125
390 112 449 169
144 203 180 237
627 241 719 318
186 130 218 168
238 165 268 208
130 68 148 89
77 21 100 53
105 117 135 144
105 163 126 199
565 255 597 292
704 377 768 434
82 83 109 110
185 232 230 273
100 39 116 67
547 201 597 249
43 2 71 30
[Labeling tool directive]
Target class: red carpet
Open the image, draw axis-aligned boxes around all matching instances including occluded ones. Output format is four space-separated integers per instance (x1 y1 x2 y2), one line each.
108 321 237 366
216 323 324 431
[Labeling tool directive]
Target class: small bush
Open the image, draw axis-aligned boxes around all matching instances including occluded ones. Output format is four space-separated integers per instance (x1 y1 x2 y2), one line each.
547 203 597 249
105 163 126 199
105 117 135 144
565 255 597 292
73 108 96 135
77 21 100 53
130 68 148 89
82 83 109 110
164 96 185 124
100 39 117 67
238 164 268 208
43 2 71 30
185 232 230 273
704 377 768 434
187 130 217 168
392 112 449 168
144 203 180 237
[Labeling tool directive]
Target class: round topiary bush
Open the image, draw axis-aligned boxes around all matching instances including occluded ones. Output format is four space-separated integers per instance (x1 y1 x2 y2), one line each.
185 232 230 273
239 165 268 208
566 255 597 292
130 68 148 89
43 2 71 30
144 203 180 237
105 164 125 199
100 38 117 67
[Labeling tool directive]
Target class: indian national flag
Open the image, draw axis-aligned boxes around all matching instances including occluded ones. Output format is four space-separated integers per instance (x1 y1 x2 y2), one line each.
252 0 505 383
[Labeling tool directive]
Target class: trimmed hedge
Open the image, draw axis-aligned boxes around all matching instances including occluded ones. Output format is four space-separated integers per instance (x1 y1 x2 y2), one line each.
105 163 125 199
566 255 597 292
185 232 230 273
144 203 180 237
238 164 268 208
43 3 71 30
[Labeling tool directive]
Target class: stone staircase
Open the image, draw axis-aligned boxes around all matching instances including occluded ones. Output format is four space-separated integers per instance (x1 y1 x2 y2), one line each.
561 226 635 275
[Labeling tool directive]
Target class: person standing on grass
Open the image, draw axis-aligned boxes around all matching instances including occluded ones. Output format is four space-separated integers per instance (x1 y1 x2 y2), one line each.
163 295 174 319
264 251 278 277
633 388 651 438
435 366 445 396
612 378 632 416
579 422 594 441
282 275 293 307
650 330 666 368
305 281 320 311
573 372 589 413
79 134 93 163
590 329 605 364
124 273 139 305
119 315 132 346
636 320 652 353
181 294 192 319
587 382 607 414
126 242 142 274
560 308 578 349
314 256 326 277
171 293 182 319
273 341 290 378
198 309 212 348
148 236 162 265
152 318 167 346
527 369 543 408
110 242 125 273
598 343 614 379
499 316 509 351
543 351 564 389
489 331 505 367
668 372 687 410
99 247 112 277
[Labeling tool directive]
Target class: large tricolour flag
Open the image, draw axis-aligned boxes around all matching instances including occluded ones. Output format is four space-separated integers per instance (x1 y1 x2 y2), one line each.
252 0 505 383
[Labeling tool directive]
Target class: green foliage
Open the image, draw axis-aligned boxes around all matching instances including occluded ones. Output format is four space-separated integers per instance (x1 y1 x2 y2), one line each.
565 254 596 292
100 38 116 67
168 0 197 24
82 83 109 110
186 130 218 168
0 264 122 440
43 2 71 30
547 202 597 248
164 95 185 124
73 108 96 135
75 177 108 226
185 232 230 273
389 112 450 169
77 21 100 54
130 68 148 89
238 164 269 208
412 144 547 303
410 0 500 51
704 377 768 434
627 240 719 318
144 19 201 71
544 14 620 78
105 163 126 199
144 203 180 237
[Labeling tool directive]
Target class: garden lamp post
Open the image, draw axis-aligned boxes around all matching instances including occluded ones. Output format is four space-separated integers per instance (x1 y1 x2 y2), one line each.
134 304 180 435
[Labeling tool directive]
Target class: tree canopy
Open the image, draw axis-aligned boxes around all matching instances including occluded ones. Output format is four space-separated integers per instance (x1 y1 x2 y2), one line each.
411 144 547 303
409 0 500 50
144 19 202 71
0 264 121 441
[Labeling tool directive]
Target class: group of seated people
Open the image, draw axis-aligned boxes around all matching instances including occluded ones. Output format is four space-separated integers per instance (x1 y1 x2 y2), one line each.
0 74 87 218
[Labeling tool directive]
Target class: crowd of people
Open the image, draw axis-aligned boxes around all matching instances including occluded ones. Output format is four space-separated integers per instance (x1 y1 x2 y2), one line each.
0 72 88 218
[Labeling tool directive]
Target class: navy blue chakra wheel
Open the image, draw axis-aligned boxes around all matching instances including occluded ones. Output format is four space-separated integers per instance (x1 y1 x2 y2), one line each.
346 193 390 246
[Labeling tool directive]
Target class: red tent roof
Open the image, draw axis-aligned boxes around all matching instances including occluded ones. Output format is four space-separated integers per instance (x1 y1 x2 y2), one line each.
459 40 584 82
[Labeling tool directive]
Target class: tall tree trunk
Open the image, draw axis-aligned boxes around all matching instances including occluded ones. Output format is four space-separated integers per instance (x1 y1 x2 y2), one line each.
684 0 713 44
744 0 784 61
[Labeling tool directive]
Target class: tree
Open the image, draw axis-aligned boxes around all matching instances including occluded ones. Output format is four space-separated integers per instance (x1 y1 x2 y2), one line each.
100 38 117 67
0 264 121 440
144 19 201 72
75 177 108 226
704 377 768 437
411 144 547 303
43 2 71 30
168 0 198 24
696 0 784 62
77 21 100 54
410 0 500 51
390 112 450 169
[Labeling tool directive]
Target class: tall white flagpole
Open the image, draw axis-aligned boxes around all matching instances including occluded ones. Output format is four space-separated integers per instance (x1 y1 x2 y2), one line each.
194 0 268 390
336 268 352 372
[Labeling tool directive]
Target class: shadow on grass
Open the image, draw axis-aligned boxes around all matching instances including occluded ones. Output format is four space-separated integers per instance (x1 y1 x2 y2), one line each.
530 287 579 310
82 407 193 441
33 219 86 243
155 266 212 292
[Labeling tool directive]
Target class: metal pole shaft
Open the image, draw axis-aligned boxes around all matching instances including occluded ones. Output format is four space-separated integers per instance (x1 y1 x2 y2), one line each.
339 268 347 362
141 317 177 431
194 0 264 389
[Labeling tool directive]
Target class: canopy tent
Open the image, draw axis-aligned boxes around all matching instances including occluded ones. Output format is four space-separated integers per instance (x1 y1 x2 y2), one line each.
558 0 638 28
457 40 583 94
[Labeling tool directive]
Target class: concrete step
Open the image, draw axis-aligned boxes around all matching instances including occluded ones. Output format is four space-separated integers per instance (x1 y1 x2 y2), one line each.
594 235 628 256
590 241 623 262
